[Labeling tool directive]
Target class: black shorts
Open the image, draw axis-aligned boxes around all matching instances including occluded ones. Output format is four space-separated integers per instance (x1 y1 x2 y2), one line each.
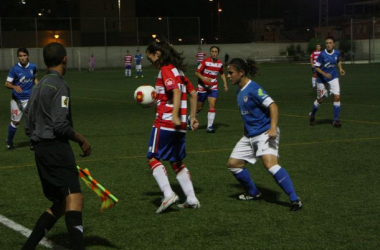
33 138 81 203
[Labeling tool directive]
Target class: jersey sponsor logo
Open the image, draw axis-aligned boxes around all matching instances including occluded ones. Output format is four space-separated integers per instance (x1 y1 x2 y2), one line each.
241 110 250 115
258 88 268 99
165 78 174 86
61 96 69 108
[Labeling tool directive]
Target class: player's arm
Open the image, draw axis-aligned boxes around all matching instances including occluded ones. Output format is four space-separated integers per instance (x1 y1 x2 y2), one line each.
189 90 199 131
195 71 211 83
171 88 181 126
267 102 278 139
338 60 345 76
219 69 228 92
315 66 331 79
51 85 91 157
310 56 314 68
5 81 23 93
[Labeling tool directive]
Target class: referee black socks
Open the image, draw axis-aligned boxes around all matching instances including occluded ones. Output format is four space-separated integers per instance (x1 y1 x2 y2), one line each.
65 210 85 250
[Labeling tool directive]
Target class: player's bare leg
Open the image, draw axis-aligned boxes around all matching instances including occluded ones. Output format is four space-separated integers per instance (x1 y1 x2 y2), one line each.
207 97 217 133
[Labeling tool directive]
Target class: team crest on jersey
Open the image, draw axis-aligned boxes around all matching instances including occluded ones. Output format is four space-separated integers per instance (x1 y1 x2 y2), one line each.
61 96 69 108
243 96 248 102
165 78 174 86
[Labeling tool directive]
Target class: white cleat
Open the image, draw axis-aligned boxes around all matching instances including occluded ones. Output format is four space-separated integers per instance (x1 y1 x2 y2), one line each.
178 200 201 209
156 193 179 214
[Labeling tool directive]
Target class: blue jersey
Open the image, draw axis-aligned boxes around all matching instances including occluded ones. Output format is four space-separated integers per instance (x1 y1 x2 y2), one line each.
237 80 274 137
315 49 340 83
135 54 143 65
7 62 37 100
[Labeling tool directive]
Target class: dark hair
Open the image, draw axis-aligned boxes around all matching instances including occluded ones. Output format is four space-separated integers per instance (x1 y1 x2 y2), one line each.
17 47 29 56
326 36 335 42
210 46 220 53
43 42 66 68
146 41 187 71
228 58 259 77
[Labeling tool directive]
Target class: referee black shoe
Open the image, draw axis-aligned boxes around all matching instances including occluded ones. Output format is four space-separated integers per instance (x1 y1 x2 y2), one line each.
6 140 15 150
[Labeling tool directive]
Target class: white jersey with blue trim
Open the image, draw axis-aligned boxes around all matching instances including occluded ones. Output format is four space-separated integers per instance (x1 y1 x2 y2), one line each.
237 80 274 137
315 49 340 83
7 62 37 100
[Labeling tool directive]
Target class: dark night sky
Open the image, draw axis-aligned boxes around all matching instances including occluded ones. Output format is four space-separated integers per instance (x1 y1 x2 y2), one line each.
135 0 349 27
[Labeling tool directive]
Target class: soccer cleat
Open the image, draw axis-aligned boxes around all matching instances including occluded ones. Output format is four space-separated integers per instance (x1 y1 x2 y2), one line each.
332 120 342 128
206 126 216 133
156 192 179 214
178 200 201 209
309 112 316 126
290 199 303 211
6 140 15 150
238 192 262 201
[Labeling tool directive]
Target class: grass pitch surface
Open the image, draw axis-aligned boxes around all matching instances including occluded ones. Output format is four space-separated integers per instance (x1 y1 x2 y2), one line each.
1 63 379 250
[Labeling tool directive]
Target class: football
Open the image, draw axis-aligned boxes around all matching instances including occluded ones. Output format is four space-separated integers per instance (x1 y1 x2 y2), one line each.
134 85 157 107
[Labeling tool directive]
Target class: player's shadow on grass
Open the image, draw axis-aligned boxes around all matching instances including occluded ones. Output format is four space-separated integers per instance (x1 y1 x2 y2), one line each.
49 234 119 249
198 122 230 130
144 184 204 213
315 118 334 125
229 184 289 207
15 140 31 149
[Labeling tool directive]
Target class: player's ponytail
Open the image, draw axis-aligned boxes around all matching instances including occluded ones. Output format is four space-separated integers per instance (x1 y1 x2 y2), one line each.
228 58 259 78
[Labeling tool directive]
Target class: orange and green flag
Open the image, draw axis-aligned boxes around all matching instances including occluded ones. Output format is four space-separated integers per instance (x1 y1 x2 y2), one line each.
77 166 119 213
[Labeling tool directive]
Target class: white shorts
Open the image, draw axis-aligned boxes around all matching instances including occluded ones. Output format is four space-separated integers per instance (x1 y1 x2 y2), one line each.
230 128 280 165
11 99 28 122
135 65 142 70
317 78 340 99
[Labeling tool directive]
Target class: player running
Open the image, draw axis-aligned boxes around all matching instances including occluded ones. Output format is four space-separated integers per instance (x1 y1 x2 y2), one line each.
194 46 228 133
226 58 302 211
124 50 133 77
309 36 345 127
145 41 200 213
5 47 38 150
310 43 321 88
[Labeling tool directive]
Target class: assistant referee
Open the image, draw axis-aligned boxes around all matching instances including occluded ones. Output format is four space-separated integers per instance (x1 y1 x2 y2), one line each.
23 42 91 250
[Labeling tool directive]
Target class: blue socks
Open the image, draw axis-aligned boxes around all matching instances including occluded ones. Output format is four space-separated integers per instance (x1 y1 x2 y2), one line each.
270 165 298 202
310 100 319 118
232 168 260 196
7 123 17 143
333 102 341 121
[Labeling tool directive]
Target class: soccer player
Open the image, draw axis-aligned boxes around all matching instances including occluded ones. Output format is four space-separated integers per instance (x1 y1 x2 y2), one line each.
194 46 228 133
4 47 38 150
226 58 302 211
124 50 133 77
145 40 200 213
309 36 345 127
195 48 206 65
310 43 321 88
134 49 144 78
89 53 95 72
23 42 92 250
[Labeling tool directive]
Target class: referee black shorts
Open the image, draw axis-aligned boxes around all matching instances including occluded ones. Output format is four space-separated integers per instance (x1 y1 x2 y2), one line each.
33 138 82 203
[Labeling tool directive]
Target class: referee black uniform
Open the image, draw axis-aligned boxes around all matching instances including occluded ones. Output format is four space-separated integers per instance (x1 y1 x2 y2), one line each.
25 69 81 202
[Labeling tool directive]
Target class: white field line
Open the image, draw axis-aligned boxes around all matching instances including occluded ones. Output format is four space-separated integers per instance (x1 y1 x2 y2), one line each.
0 214 68 250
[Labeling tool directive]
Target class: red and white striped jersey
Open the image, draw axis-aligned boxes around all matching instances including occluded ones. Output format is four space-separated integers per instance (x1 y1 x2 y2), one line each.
310 50 321 65
154 64 187 132
196 52 206 63
196 57 224 91
124 55 133 66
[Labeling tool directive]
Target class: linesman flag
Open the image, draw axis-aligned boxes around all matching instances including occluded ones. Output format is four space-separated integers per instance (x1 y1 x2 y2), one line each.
77 166 119 212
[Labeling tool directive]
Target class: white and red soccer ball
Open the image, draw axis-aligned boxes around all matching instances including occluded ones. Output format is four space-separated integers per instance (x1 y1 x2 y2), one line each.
134 85 157 107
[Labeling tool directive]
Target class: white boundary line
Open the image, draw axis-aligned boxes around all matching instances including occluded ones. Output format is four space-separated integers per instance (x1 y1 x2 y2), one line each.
0 214 68 250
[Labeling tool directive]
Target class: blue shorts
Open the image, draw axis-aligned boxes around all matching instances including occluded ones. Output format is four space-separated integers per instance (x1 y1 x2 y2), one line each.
125 65 132 69
197 90 218 103
147 127 186 162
